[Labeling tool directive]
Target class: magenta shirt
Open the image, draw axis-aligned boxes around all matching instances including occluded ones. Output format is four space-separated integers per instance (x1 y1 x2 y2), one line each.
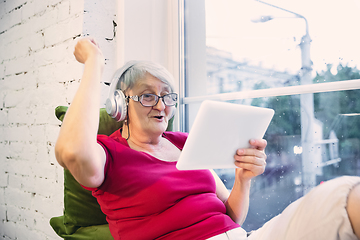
85 130 240 240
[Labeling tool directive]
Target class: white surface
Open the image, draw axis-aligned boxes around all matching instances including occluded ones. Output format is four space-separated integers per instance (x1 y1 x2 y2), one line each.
176 100 274 170
182 79 360 104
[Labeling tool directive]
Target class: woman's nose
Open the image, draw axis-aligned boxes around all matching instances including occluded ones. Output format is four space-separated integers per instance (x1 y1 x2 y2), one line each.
153 97 166 111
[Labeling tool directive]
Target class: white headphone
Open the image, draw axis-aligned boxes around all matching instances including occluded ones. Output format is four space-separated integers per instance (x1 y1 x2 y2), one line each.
105 61 138 122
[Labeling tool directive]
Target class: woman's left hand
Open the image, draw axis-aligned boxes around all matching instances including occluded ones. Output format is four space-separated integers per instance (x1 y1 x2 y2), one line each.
234 139 267 182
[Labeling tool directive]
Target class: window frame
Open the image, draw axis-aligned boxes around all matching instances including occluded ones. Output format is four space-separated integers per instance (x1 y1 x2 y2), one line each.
178 0 360 195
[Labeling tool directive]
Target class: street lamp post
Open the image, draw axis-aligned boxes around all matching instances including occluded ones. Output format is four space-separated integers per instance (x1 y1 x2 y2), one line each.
253 0 317 194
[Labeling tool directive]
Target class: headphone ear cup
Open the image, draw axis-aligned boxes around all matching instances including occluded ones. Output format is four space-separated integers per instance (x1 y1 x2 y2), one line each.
114 90 127 122
105 95 116 119
106 90 127 122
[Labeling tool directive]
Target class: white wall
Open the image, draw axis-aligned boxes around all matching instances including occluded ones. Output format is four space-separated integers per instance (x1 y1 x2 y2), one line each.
118 0 181 130
0 0 85 239
0 0 179 239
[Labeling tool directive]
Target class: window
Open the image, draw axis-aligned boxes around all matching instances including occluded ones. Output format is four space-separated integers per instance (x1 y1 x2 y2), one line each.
180 0 360 231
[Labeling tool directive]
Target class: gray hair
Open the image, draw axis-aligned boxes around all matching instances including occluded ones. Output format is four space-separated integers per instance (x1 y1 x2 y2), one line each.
116 61 176 93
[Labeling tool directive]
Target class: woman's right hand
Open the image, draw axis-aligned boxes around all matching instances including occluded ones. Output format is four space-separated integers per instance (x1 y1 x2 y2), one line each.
73 37 104 65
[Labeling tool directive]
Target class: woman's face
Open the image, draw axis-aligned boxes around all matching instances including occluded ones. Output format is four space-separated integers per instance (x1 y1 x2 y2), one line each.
126 73 175 137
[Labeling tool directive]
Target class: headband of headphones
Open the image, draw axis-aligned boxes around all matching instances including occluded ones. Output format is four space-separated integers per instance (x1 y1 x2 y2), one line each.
105 61 139 122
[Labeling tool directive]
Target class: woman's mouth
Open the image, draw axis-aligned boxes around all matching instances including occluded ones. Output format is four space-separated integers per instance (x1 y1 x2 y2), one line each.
153 116 164 120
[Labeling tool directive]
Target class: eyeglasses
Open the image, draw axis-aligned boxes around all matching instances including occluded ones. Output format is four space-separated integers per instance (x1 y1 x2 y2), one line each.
127 93 178 107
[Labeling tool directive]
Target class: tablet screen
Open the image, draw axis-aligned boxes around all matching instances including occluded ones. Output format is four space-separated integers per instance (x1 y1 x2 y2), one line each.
176 100 274 170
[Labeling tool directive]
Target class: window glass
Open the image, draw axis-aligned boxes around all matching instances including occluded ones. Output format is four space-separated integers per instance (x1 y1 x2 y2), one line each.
205 0 360 90
183 0 360 232
215 90 360 230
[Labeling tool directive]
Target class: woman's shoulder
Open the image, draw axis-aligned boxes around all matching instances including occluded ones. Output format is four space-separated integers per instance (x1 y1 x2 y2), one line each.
163 131 189 149
163 131 188 139
97 129 128 149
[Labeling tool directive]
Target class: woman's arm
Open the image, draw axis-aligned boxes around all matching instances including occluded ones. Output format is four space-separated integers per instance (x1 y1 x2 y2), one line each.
55 38 106 188
213 139 267 225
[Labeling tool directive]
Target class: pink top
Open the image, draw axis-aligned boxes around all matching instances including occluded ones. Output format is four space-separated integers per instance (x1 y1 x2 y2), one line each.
85 130 240 240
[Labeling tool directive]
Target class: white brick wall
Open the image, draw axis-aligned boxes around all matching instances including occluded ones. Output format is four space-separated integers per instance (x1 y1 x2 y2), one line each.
0 0 116 239
1 0 176 238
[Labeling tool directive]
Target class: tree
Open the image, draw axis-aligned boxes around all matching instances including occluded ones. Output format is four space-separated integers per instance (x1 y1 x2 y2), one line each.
313 63 360 139
313 63 360 176
252 63 360 175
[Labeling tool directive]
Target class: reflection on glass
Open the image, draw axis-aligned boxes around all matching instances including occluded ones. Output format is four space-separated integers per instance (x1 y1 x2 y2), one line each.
205 0 360 89
206 47 300 95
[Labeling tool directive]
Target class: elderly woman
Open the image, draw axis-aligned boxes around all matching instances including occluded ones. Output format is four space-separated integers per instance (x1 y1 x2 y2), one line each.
55 38 360 240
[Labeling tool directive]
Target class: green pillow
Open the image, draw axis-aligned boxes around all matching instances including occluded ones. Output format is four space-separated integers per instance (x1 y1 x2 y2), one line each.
50 106 174 239
50 216 112 240
62 168 109 232
51 106 121 239
54 106 124 136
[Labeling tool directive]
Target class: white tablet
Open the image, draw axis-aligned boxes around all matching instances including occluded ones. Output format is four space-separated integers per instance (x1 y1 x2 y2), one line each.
176 100 274 170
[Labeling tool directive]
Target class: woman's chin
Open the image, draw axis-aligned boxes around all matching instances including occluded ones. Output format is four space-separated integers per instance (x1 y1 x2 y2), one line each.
149 121 167 133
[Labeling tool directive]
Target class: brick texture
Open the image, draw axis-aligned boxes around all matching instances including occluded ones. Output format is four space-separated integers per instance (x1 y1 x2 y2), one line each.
0 0 116 236
0 0 117 239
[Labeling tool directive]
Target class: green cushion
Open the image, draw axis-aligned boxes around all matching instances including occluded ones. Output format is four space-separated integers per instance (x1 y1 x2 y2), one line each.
62 169 108 232
50 170 114 239
50 216 113 240
55 106 124 136
51 106 121 239
50 106 174 239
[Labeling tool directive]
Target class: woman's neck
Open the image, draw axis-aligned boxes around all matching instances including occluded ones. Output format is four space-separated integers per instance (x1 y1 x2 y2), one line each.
125 129 180 161
122 124 180 161
127 137 164 153
121 124 163 147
